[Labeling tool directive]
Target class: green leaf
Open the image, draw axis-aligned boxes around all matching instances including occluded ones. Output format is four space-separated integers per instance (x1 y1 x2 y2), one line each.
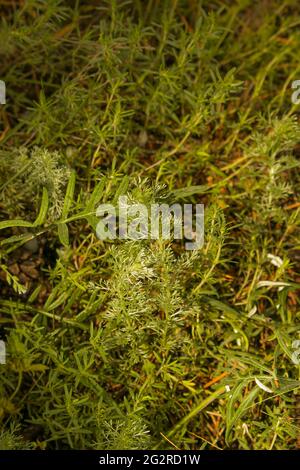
207 298 240 318
58 223 69 247
0 219 33 230
0 232 35 246
225 380 260 443
274 329 294 362
112 175 129 203
86 178 107 213
61 170 76 219
33 187 49 226
86 177 107 227
167 386 226 439
171 185 209 200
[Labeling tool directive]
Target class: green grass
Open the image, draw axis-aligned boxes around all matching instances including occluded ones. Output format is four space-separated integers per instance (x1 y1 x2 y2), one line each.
0 0 299 450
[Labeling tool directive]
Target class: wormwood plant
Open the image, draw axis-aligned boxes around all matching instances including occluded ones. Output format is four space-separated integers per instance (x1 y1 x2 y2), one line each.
0 0 299 450
0 147 71 219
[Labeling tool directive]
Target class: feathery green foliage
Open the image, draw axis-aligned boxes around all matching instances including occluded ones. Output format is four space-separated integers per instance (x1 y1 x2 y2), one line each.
0 0 299 450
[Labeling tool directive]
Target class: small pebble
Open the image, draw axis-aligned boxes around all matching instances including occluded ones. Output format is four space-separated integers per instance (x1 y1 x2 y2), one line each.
23 238 39 253
138 129 148 147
